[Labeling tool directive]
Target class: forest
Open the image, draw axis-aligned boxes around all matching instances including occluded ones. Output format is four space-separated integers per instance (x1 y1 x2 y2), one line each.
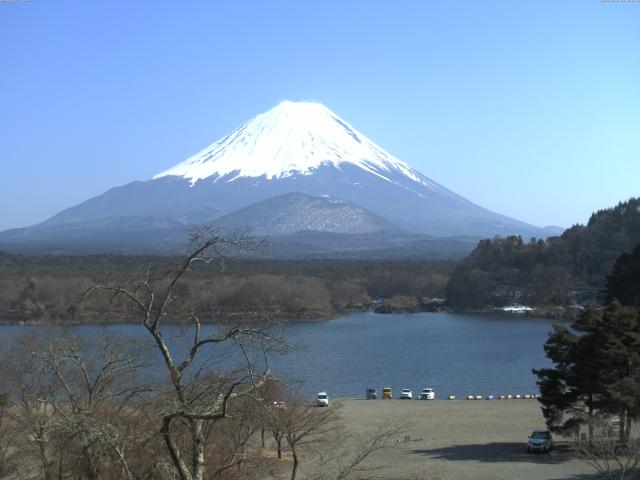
2 197 639 323
0 252 453 323
446 198 640 310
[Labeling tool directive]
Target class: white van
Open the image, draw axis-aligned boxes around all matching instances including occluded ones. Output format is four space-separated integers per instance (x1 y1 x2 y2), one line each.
317 392 329 407
420 388 435 400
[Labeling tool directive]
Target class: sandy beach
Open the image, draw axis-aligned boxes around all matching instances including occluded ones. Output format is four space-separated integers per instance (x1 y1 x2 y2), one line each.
313 398 595 480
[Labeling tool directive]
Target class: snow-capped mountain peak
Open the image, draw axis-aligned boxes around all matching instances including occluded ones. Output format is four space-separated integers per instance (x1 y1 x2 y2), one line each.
153 100 432 187
1 100 551 248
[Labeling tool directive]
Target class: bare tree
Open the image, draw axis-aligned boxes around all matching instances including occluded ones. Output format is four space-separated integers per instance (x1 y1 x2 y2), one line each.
253 379 288 455
0 333 61 480
256 378 289 450
0 391 17 479
263 402 287 460
43 333 150 480
309 422 407 480
266 397 336 480
263 397 407 480
203 398 272 479
575 418 640 480
0 330 151 480
84 229 282 480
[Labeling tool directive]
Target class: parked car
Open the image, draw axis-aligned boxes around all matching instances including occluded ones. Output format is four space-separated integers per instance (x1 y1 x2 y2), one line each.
400 389 413 400
527 429 552 453
366 388 377 399
383 387 392 399
317 392 329 407
420 388 435 400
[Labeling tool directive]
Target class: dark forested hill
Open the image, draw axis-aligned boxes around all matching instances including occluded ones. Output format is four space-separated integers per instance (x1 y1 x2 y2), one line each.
446 198 640 309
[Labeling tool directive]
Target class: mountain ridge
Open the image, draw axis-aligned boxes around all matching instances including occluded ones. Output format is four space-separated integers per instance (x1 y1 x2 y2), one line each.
210 191 398 236
0 101 559 253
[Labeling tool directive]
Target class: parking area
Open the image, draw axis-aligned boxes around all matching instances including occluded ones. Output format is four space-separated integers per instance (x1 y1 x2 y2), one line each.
326 399 595 480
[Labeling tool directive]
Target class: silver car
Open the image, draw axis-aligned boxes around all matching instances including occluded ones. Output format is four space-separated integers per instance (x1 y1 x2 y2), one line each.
527 429 552 453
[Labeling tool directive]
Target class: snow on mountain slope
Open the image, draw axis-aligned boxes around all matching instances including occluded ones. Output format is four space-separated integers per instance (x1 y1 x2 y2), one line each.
211 192 398 236
153 101 437 190
0 100 554 251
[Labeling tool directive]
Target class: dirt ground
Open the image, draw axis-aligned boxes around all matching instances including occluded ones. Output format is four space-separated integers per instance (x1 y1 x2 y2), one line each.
314 398 597 480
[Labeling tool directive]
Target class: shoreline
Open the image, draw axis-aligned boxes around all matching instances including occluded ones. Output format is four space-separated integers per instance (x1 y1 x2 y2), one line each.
0 305 570 326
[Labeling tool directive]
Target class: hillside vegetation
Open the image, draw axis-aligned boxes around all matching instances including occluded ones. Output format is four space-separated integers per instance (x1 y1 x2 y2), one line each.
446 197 640 309
0 254 453 322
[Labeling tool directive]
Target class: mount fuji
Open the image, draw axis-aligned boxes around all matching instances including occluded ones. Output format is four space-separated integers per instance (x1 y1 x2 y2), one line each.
0 101 559 255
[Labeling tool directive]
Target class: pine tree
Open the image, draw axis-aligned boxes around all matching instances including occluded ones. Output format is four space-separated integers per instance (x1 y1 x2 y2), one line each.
534 306 605 441
536 245 640 443
606 244 640 308
597 301 640 442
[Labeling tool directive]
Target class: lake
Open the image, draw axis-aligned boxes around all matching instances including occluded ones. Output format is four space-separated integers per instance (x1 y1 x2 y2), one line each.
0 311 559 399
276 311 559 398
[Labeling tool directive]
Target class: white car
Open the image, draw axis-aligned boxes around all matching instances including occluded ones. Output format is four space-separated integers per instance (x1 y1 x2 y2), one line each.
420 388 435 400
317 392 329 407
400 389 413 400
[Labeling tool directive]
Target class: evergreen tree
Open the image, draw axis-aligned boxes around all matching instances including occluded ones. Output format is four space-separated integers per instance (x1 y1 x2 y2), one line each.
535 245 640 443
534 306 604 440
606 244 640 308
597 301 640 441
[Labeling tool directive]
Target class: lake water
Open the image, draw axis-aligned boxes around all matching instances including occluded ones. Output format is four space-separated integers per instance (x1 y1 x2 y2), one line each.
0 311 559 399
276 311 558 398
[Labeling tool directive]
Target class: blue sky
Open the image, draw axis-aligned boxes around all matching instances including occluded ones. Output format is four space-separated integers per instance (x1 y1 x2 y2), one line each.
1 0 638 231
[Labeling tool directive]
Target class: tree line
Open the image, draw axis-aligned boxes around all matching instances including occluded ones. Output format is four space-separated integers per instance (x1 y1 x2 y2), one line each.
4 198 639 323
0 252 453 323
446 197 640 309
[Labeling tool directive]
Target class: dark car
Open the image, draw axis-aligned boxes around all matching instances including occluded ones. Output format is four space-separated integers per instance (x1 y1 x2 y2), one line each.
366 388 377 399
